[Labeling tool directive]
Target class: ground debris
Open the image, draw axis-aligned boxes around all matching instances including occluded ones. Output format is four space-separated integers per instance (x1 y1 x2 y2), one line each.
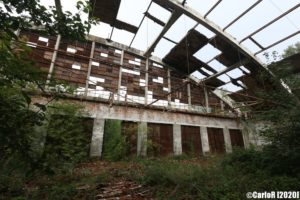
95 180 153 200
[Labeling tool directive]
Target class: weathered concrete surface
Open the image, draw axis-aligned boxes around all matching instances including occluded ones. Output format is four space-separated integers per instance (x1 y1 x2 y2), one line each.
173 124 182 155
223 127 233 153
200 126 210 155
86 103 241 129
90 118 105 157
137 122 147 156
32 96 242 129
242 121 269 149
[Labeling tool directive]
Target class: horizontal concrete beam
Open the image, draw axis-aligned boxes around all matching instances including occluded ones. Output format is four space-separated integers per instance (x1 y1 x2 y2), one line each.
32 96 242 129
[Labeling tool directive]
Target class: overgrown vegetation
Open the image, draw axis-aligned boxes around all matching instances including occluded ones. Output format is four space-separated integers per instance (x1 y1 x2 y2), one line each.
102 119 128 161
1 0 300 198
0 0 98 198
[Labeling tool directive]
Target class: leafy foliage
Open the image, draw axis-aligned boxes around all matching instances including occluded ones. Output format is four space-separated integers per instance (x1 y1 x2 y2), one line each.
247 45 300 176
102 119 128 161
282 42 300 58
0 0 98 40
39 102 92 173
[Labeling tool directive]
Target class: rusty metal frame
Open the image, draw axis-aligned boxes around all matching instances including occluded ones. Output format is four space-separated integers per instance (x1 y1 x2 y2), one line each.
129 0 153 47
255 31 300 55
223 0 263 31
204 0 222 19
239 3 300 43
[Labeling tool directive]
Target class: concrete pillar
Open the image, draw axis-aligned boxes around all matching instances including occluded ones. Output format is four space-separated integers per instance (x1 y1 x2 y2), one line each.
187 83 191 109
204 86 209 112
200 126 210 155
46 34 61 85
167 68 172 107
242 128 250 149
85 41 96 96
117 50 124 101
220 100 225 111
145 58 149 105
173 124 182 155
137 122 147 156
223 126 233 153
90 118 105 157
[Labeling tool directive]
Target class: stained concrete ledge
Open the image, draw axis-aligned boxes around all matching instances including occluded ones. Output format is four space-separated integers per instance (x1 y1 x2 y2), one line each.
32 96 242 129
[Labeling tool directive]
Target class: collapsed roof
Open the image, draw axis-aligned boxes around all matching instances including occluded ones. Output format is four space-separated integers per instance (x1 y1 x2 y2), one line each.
89 0 300 111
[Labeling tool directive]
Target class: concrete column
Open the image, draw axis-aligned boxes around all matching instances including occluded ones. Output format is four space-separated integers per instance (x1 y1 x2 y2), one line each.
145 58 149 105
242 128 250 149
220 100 225 111
85 41 96 96
204 86 209 113
200 126 210 155
187 83 191 109
137 122 147 156
223 126 233 153
117 50 124 101
173 124 182 155
90 118 105 157
46 34 61 85
167 68 172 107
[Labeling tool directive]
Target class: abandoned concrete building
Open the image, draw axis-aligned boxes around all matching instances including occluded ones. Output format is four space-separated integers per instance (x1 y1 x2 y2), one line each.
22 0 300 157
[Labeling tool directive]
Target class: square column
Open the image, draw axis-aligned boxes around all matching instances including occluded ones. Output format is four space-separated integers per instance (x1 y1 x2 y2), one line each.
90 118 105 157
137 122 147 156
173 124 182 155
223 126 233 153
200 126 210 155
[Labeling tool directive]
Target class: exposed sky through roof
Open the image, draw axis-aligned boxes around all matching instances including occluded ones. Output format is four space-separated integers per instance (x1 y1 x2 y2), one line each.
39 0 300 92
39 0 300 61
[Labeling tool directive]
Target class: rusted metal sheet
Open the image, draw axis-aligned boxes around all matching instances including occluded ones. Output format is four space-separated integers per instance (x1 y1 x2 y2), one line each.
170 72 188 104
210 35 247 67
163 29 209 74
149 61 169 101
181 126 202 156
122 121 138 156
148 123 173 156
90 0 138 34
90 0 121 25
207 127 225 154
229 129 244 148
20 31 238 116
20 30 57 77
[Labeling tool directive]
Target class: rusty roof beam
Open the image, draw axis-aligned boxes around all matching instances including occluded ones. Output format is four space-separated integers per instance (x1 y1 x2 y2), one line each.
240 3 300 43
144 9 182 56
202 59 250 83
255 30 300 55
223 0 263 31
163 36 178 44
156 0 264 67
129 1 153 47
249 37 264 50
144 11 166 26
204 0 222 18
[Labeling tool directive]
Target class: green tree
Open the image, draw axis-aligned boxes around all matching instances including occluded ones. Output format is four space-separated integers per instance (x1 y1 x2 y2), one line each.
0 0 98 168
282 42 300 58
246 46 300 176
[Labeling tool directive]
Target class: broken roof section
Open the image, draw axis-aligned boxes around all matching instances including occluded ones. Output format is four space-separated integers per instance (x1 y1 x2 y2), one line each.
89 0 300 95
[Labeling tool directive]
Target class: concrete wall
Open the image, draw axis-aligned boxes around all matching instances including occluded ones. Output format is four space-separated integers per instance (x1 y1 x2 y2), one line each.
32 96 251 157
